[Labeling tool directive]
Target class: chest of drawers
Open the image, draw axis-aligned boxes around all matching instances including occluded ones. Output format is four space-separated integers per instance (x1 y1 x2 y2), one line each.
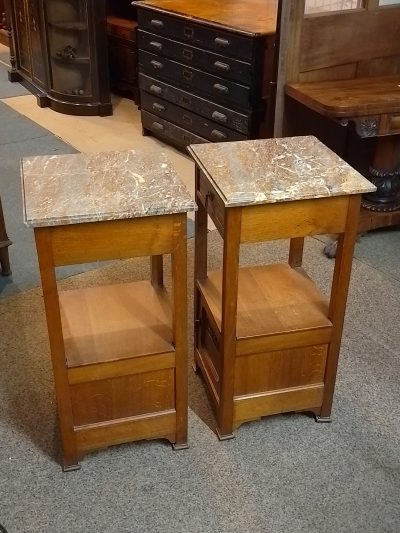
136 0 278 149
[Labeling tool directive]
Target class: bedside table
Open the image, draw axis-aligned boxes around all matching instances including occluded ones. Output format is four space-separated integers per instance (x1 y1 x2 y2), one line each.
22 149 196 470
189 136 375 439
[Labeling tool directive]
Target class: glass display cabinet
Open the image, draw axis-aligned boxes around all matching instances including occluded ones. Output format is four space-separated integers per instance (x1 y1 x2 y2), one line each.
6 0 112 116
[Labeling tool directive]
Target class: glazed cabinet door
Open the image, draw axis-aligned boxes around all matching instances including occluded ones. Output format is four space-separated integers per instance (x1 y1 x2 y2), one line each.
13 0 31 75
43 0 93 100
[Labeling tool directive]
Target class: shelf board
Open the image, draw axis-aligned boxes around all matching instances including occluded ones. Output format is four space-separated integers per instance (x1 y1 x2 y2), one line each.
53 55 90 64
198 264 332 340
59 281 174 368
49 21 87 31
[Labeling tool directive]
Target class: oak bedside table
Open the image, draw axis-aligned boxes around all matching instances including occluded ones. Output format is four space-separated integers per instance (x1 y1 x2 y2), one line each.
22 150 196 470
188 136 375 440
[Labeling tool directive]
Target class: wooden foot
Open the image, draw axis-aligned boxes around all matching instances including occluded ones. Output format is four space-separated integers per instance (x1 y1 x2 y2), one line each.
172 442 189 450
142 127 151 137
216 428 235 441
62 462 81 472
315 415 332 423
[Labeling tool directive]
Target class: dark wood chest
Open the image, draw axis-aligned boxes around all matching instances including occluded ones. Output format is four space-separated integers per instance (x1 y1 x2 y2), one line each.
136 0 278 149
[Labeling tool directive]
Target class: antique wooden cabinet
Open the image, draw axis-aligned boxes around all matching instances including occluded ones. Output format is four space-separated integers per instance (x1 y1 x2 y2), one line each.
136 0 278 149
106 0 138 102
6 0 112 115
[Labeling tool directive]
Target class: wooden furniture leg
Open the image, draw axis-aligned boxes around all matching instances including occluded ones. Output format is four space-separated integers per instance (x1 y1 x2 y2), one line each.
317 195 361 422
217 208 241 440
0 196 12 276
171 214 189 449
35 228 80 471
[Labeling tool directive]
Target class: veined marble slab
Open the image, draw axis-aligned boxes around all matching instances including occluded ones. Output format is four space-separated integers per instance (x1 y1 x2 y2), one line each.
22 150 196 227
188 136 376 207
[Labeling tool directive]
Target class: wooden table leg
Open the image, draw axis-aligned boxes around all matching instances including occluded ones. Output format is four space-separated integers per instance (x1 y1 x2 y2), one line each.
217 208 242 440
0 196 12 276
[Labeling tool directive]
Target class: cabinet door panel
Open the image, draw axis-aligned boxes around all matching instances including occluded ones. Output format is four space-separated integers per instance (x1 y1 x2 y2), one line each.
27 0 46 86
14 0 31 75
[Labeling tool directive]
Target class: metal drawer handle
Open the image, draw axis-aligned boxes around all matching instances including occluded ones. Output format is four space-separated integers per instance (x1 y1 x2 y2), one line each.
180 95 191 106
152 102 166 112
214 61 230 72
182 114 192 125
150 60 164 69
152 121 165 132
151 19 164 29
182 69 193 81
184 26 194 38
183 49 193 61
214 37 230 48
149 84 162 95
213 83 229 94
211 129 227 141
149 41 163 51
211 111 228 123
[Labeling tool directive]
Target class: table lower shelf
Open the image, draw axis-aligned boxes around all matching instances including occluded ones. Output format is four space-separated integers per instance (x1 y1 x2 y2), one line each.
197 263 332 342
59 280 174 368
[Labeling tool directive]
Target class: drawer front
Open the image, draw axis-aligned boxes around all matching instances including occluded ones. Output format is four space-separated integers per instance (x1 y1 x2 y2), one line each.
139 73 253 135
141 110 209 148
139 51 253 109
138 30 253 85
106 18 137 42
141 91 246 142
138 8 255 62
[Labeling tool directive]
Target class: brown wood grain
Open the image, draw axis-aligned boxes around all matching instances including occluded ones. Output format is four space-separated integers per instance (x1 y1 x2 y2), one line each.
50 215 177 266
234 345 327 396
137 0 278 35
286 75 400 118
300 8 400 73
68 352 175 384
171 213 188 447
233 384 324 425
34 228 79 470
75 411 176 452
241 196 349 242
71 369 175 426
198 264 331 339
59 281 174 367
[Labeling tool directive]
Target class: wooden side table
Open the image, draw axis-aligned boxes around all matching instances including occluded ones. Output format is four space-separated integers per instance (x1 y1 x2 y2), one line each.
286 76 400 224
189 136 375 440
22 150 196 470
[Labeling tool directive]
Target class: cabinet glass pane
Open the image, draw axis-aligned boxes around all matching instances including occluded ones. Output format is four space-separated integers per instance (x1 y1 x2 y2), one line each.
305 0 362 12
44 0 92 96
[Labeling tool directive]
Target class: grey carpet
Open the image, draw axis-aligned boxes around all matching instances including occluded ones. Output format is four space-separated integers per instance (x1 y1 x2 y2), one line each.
0 51 30 98
0 101 83 296
0 233 399 533
315 229 400 282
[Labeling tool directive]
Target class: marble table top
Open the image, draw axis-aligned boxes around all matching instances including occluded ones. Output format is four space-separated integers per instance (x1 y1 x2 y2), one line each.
22 150 196 227
188 136 376 207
